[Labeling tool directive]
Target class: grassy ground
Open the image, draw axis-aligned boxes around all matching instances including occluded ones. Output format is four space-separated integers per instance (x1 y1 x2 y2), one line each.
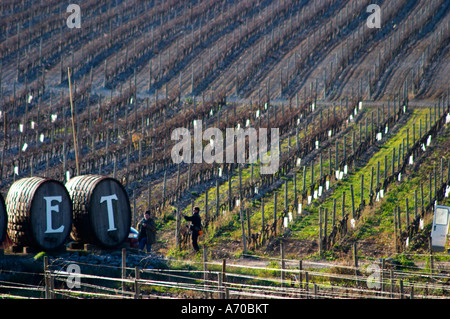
156 104 450 261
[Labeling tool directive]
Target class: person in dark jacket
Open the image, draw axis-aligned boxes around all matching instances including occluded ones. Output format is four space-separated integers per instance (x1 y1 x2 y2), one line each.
138 211 157 253
183 206 202 253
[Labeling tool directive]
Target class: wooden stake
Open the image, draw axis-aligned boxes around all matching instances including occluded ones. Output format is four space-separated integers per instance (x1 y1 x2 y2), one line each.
122 248 126 295
67 67 79 176
240 206 247 254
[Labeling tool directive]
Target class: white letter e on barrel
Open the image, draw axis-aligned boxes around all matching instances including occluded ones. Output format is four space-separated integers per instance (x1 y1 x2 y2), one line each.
44 196 65 234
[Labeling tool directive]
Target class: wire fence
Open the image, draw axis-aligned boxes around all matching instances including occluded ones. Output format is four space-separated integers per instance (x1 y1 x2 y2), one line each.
1 248 449 299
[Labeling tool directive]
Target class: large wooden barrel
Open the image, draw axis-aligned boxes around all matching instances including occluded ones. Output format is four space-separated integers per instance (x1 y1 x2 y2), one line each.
0 192 6 245
6 177 73 251
66 175 131 248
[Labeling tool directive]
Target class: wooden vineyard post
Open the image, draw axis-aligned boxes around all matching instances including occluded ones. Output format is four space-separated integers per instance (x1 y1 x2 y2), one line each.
228 173 232 211
430 240 434 278
420 118 423 140
421 183 424 215
261 197 265 244
392 148 396 176
324 208 328 249
122 248 126 295
343 136 346 165
163 170 167 207
359 120 363 147
188 164 192 190
385 155 388 180
176 207 181 251
353 242 358 269
414 189 418 219
320 152 323 181
216 179 220 218
294 173 298 215
246 208 251 242
221 259 227 299
365 117 368 141
353 242 359 286
205 188 208 226
381 259 385 293
303 165 306 194
113 154 117 179
280 242 285 286
350 184 355 219
203 246 208 293
319 207 322 257
329 148 332 177
332 198 336 228
67 67 79 176
274 192 278 236
240 206 247 254
376 161 380 191
390 268 394 298
62 142 67 180
44 256 50 299
400 280 404 299
305 271 309 298
447 158 450 185
239 165 243 205
135 266 140 299
429 172 432 208
360 175 364 213
132 194 136 226
407 129 409 153
434 166 437 204
299 260 303 291
369 167 374 204
284 179 288 212
406 198 410 229
394 208 398 252
352 130 356 158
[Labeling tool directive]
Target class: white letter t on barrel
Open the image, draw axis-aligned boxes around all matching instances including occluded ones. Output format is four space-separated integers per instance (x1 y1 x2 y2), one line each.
100 194 118 231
